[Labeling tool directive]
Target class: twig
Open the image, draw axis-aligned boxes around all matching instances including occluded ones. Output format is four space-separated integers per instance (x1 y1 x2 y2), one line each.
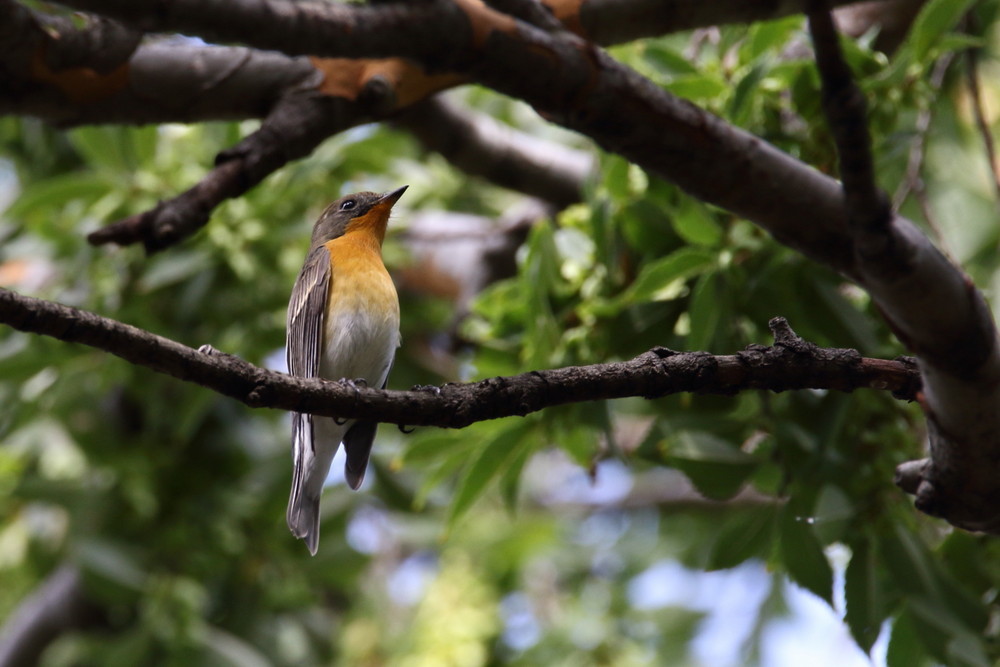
892 52 954 251
808 0 892 252
965 40 1000 208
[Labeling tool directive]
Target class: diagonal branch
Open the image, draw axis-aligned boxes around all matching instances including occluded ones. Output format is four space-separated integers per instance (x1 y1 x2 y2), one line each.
16 0 864 249
55 0 862 274
87 91 356 251
34 0 860 250
0 288 920 429
0 565 105 667
808 2 1000 532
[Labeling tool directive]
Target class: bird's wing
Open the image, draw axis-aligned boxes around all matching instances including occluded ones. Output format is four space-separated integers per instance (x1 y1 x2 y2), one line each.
342 366 393 490
286 245 331 533
286 244 331 380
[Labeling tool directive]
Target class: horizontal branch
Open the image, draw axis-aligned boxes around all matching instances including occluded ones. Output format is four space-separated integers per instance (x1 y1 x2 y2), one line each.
0 288 919 428
53 0 870 49
0 0 323 125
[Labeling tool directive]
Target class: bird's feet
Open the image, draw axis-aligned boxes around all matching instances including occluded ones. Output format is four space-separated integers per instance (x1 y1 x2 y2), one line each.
340 377 369 391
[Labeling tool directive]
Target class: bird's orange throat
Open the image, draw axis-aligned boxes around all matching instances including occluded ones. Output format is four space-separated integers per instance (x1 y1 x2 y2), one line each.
325 224 386 260
343 200 393 245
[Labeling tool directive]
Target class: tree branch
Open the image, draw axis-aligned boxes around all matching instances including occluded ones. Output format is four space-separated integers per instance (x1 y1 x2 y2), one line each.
53 0 861 274
0 1 325 125
0 288 919 429
87 91 357 251
964 35 1000 209
30 0 1000 531
809 1 892 244
0 565 105 667
12 0 866 248
808 2 1000 532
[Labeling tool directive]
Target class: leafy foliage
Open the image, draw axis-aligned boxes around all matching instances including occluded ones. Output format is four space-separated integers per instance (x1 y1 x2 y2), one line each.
2 5 1000 665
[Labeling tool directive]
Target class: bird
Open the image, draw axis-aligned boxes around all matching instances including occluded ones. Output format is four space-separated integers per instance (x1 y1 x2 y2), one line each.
285 185 406 555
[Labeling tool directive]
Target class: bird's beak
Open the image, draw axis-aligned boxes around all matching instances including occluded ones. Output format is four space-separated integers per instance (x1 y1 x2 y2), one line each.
378 185 408 208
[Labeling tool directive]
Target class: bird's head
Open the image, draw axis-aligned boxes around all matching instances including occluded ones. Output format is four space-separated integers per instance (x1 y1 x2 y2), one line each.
310 185 408 246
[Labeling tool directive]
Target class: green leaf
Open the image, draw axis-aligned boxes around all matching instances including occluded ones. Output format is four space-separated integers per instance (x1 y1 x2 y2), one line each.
708 505 777 570
886 611 931 667
878 523 988 639
68 127 134 172
666 430 756 500
138 250 213 293
202 627 272 667
79 539 147 598
745 17 802 61
672 199 722 247
779 505 833 603
603 155 632 202
907 0 977 59
401 431 468 466
619 247 716 306
6 172 112 220
729 63 767 126
907 598 991 667
944 631 992 667
687 271 723 352
448 421 536 525
641 42 698 76
845 537 884 652
499 438 533 515
669 430 755 465
665 75 729 102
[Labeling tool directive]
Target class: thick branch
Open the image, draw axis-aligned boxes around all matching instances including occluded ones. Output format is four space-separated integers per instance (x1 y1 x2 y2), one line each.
809 3 1000 532
0 1 324 125
53 0 861 274
52 0 871 47
0 289 919 429
22 0 859 249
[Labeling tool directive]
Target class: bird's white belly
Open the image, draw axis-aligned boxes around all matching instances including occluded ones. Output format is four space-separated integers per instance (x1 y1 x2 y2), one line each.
320 304 399 387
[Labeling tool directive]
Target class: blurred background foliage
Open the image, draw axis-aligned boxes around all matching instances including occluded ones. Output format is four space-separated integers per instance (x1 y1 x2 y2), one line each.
2 1 1000 665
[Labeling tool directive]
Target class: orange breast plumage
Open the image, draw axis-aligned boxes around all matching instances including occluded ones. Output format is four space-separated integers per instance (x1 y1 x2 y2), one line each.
321 235 400 385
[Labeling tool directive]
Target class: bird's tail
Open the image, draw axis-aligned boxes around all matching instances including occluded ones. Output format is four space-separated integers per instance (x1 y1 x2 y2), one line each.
287 482 321 556
287 412 336 556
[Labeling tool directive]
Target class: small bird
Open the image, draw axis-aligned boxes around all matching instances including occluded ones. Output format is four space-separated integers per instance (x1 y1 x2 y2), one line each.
285 186 406 555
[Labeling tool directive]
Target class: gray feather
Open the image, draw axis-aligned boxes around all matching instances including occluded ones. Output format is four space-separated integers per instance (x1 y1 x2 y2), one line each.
285 245 332 555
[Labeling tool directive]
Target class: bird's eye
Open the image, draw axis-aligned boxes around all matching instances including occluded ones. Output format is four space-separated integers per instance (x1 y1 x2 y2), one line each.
340 199 356 211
